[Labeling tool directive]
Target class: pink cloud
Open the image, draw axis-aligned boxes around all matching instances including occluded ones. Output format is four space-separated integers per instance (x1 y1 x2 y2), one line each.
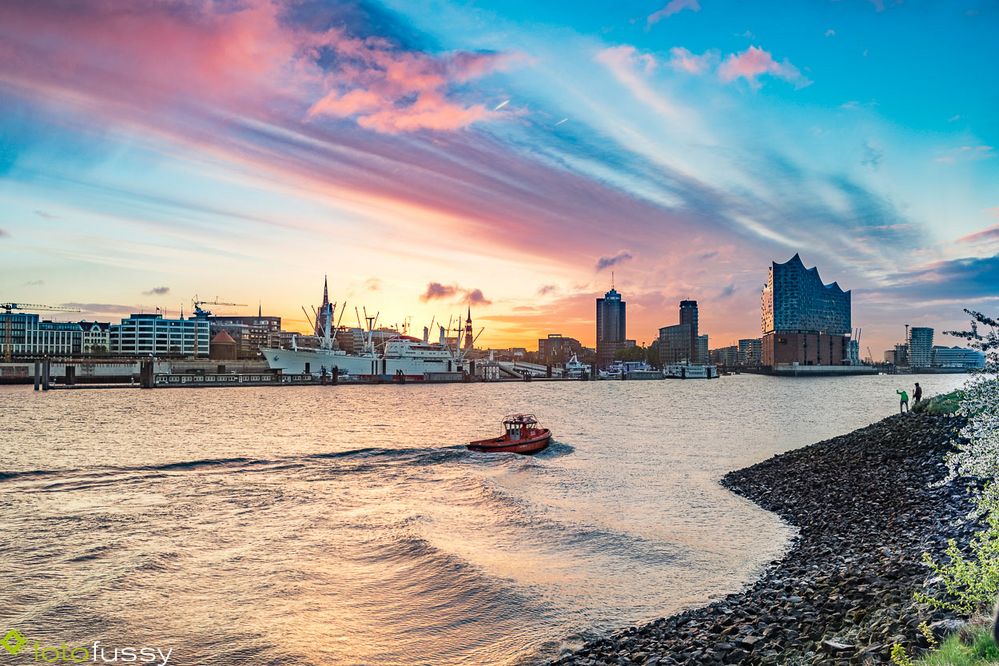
0 2 524 135
668 47 717 75
648 0 701 26
305 30 525 132
717 46 811 88
957 223 999 245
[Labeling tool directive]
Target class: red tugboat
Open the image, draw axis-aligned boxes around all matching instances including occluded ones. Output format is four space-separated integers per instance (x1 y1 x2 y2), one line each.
468 414 552 455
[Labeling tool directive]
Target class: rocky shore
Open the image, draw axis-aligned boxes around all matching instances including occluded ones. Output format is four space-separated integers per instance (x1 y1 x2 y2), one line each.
555 413 981 665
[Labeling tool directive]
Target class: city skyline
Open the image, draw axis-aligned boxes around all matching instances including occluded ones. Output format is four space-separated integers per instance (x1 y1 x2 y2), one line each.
1 1 997 353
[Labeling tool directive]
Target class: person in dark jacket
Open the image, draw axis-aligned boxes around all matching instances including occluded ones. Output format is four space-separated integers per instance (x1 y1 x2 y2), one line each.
913 382 923 405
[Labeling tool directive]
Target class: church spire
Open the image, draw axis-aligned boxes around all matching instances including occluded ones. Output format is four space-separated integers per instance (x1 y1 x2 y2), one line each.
463 306 474 350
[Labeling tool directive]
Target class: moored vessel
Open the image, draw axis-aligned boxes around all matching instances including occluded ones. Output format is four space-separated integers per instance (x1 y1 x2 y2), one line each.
664 363 719 379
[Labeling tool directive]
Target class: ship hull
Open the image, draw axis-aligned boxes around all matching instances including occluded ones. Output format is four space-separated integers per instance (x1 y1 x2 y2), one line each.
261 347 465 380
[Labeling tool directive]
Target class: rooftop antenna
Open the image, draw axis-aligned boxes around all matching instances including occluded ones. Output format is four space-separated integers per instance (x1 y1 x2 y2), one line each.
612 270 615 289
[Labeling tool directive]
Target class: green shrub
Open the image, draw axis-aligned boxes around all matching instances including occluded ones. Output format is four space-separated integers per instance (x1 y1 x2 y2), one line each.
912 390 964 415
915 491 999 615
915 624 999 665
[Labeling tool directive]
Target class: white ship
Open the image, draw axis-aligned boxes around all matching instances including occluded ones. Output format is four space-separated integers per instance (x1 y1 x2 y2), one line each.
664 363 719 379
563 353 592 379
598 360 662 380
261 286 472 381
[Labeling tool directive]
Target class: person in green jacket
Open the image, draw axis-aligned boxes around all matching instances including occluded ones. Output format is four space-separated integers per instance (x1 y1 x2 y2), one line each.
896 389 909 413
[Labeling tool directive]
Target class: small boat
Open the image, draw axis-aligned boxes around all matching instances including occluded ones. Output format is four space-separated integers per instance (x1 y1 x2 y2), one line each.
468 414 552 455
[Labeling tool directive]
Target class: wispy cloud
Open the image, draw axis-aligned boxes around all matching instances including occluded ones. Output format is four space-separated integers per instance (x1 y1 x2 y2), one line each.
0 228 8 238
957 224 999 245
61 302 138 315
34 209 59 219
421 282 457 302
596 250 634 272
718 283 737 298
466 288 491 305
143 286 170 296
717 46 811 89
861 141 884 170
595 46 683 119
307 31 529 133
23 280 44 287
875 255 999 301
420 282 491 305
933 145 994 164
538 284 558 296
647 0 700 26
824 29 836 37
668 47 717 75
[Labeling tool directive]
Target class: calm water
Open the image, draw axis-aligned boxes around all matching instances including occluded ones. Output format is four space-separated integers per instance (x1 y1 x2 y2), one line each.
0 374 967 664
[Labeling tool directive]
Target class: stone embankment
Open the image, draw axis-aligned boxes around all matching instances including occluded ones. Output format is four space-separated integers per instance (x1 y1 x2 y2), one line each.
555 413 979 665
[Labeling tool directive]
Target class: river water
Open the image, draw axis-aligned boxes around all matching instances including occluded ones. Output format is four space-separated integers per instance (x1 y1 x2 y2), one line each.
0 374 967 664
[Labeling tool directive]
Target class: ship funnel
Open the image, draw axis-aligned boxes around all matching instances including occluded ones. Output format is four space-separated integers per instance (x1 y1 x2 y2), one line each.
439 325 446 346
423 326 429 343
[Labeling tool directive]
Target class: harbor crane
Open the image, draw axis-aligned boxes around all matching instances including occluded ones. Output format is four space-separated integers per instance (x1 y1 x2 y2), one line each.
191 296 247 318
1 302 82 362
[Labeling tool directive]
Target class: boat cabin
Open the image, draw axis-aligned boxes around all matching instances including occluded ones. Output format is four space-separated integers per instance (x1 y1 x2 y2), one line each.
503 414 540 441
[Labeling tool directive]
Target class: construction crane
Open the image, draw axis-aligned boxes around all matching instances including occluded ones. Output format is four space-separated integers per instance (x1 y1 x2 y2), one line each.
191 296 247 318
1 302 82 362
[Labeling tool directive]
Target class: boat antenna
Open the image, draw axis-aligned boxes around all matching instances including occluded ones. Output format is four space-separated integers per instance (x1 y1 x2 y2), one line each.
332 300 347 342
301 305 315 331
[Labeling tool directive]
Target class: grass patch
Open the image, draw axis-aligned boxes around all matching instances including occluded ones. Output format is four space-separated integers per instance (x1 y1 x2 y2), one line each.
913 390 965 415
915 624 999 665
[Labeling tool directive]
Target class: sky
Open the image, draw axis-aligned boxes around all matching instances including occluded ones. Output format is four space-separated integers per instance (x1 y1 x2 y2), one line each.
0 0 997 355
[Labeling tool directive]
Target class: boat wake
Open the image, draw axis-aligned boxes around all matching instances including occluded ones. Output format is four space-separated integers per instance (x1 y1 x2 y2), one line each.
0 440 574 490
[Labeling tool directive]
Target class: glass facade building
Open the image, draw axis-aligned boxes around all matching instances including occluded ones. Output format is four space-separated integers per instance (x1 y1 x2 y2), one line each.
907 327 934 368
762 254 851 336
596 288 626 368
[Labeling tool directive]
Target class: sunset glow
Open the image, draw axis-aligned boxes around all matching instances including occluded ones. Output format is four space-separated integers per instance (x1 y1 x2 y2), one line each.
1 1 996 352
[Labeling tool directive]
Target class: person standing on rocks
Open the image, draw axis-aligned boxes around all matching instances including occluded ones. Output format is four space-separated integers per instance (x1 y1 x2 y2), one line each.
896 388 909 413
913 382 923 405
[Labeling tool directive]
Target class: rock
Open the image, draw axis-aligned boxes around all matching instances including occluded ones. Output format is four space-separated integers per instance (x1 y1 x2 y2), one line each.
821 639 854 655
554 415 979 666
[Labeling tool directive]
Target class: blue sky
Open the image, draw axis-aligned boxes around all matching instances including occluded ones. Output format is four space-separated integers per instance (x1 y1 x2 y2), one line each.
0 0 996 351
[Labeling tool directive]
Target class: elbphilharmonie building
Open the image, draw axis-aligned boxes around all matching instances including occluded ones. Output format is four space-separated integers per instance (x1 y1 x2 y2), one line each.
761 254 853 368
762 254 851 336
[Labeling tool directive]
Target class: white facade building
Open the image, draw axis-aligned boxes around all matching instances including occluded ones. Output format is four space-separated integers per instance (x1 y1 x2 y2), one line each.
80 321 111 354
109 314 210 357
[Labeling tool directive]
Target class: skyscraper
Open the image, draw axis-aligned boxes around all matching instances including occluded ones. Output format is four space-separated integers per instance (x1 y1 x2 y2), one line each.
907 327 934 368
658 300 702 365
596 286 626 368
680 300 699 361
